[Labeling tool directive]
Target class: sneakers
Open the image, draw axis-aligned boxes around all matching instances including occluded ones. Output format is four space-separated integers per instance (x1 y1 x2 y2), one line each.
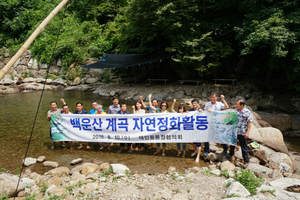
128 149 133 153
222 150 228 155
61 144 66 148
243 162 249 169
117 149 123 153
51 146 55 150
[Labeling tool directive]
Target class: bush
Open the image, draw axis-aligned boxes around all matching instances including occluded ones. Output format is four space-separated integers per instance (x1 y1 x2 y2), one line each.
234 169 264 195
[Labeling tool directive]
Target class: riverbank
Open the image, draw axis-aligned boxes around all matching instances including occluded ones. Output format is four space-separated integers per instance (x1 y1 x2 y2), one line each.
2 156 300 199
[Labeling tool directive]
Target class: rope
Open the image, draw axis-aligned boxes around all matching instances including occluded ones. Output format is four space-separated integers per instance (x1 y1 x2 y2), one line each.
13 4 68 199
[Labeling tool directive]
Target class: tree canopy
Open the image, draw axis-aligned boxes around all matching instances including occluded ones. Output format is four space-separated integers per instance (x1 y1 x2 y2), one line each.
1 0 300 91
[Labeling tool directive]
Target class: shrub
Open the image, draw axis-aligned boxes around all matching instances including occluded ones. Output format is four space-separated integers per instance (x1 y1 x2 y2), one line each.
234 169 264 195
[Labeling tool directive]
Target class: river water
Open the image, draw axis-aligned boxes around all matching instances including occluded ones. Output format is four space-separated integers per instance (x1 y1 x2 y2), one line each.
0 90 299 174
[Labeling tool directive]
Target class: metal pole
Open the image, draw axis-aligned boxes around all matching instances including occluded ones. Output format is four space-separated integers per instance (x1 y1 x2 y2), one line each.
0 0 69 81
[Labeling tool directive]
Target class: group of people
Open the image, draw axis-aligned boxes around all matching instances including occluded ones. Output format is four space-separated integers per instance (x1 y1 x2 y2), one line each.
47 92 252 167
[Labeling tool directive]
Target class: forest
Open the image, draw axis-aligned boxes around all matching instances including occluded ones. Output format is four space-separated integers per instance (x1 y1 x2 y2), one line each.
0 0 299 92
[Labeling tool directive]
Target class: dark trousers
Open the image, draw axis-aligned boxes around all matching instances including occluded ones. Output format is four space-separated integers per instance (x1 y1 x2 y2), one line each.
230 135 249 163
195 142 209 153
222 143 228 151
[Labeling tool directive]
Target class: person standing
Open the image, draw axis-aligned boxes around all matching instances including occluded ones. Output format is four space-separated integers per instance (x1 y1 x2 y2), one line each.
189 98 204 161
171 99 187 157
47 99 67 150
132 100 146 151
61 104 74 150
74 102 90 150
229 98 252 169
203 92 229 156
95 105 110 150
108 96 120 114
117 103 133 153
154 101 169 156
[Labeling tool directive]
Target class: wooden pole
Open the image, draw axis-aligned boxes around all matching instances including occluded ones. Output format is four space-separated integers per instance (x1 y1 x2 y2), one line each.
0 0 69 81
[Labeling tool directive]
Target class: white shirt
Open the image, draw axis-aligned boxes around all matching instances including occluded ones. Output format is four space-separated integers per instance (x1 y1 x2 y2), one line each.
204 101 225 111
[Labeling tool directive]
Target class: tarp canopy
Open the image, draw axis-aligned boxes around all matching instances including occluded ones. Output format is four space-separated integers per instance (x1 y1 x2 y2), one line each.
80 52 176 69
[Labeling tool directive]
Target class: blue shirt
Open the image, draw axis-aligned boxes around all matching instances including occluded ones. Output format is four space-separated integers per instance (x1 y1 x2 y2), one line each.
90 109 105 114
189 107 203 112
74 109 88 114
146 106 161 113
108 104 120 114
117 110 131 115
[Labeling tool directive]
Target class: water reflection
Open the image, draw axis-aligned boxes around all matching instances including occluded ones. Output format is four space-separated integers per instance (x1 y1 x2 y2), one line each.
0 91 206 174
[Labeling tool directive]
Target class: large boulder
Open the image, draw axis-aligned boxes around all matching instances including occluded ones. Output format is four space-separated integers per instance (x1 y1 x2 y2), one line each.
47 167 70 177
258 119 272 127
220 161 235 171
22 77 36 83
248 124 263 143
225 181 250 198
72 77 81 86
246 99 258 111
248 163 273 178
80 163 99 175
28 59 39 70
52 78 64 86
256 111 292 132
89 68 104 78
257 127 289 155
269 152 293 173
0 174 26 197
23 157 37 167
111 164 130 174
86 78 97 84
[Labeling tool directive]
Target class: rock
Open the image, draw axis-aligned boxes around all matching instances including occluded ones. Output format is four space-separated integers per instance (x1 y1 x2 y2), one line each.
271 169 284 179
13 58 20 68
256 111 292 132
89 68 104 78
247 163 273 178
1 78 13 85
111 164 130 174
258 119 272 127
43 161 59 168
208 164 216 170
173 90 185 99
16 65 28 74
52 78 64 86
249 157 260 164
47 177 62 187
248 124 263 143
211 169 221 176
16 77 24 85
20 178 35 188
37 156 46 162
234 148 243 160
110 90 116 96
80 182 97 194
86 78 97 84
22 77 36 83
99 162 110 171
23 157 37 167
246 99 257 110
252 112 261 120
57 59 62 67
209 145 219 153
72 77 81 85
46 185 68 197
257 127 290 155
38 69 46 77
269 177 300 188
47 167 69 177
81 163 99 176
226 181 250 198
175 176 185 181
220 161 235 171
86 173 98 180
28 59 38 70
292 160 300 174
189 166 201 173
71 158 83 165
70 173 86 185
269 152 292 173
251 149 269 164
205 152 218 162
49 66 59 74
154 190 172 200
168 166 176 174
0 173 26 197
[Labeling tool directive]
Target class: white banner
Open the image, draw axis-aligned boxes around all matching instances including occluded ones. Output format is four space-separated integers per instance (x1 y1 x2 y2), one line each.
50 111 238 145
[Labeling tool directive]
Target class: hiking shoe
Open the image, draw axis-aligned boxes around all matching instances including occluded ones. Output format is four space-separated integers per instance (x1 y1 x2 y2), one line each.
51 146 55 150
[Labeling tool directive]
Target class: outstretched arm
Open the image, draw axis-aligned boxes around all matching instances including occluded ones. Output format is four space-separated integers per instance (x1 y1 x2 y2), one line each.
220 95 229 109
140 96 147 109
132 106 136 114
171 99 176 113
148 94 156 111
60 98 66 105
